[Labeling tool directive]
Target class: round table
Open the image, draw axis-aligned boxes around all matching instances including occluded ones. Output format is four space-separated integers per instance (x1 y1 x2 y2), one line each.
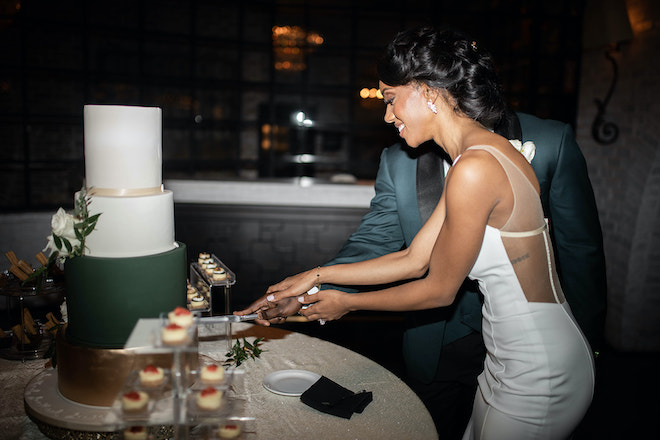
9 322 438 439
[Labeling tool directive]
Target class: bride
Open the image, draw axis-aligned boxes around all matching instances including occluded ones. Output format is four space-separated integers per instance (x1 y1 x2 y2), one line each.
240 26 594 439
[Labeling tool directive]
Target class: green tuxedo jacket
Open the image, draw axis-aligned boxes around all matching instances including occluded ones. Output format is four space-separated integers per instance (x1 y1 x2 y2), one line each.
326 112 607 383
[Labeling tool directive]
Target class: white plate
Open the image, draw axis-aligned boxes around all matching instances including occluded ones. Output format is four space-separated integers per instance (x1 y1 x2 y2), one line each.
262 369 321 396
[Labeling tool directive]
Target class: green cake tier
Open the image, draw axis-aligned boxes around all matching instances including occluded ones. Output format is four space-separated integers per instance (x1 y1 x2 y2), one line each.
64 243 187 348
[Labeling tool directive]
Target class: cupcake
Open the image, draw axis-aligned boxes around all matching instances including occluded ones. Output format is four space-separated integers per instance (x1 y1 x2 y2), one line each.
161 323 188 345
218 423 241 438
139 364 165 387
196 386 223 410
212 268 227 281
123 425 148 440
168 306 194 328
200 364 225 384
122 391 149 412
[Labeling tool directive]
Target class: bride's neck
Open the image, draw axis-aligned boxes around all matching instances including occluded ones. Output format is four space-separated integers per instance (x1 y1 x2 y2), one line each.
435 117 488 161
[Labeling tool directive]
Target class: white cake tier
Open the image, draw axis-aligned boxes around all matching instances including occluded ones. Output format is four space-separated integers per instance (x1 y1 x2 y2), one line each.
79 190 176 258
84 105 162 190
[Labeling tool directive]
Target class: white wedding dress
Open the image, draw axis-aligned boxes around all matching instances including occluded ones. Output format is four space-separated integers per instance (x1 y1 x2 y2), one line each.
460 145 595 440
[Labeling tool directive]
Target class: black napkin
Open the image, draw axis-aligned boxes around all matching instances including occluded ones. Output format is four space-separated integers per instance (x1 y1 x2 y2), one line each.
300 375 373 419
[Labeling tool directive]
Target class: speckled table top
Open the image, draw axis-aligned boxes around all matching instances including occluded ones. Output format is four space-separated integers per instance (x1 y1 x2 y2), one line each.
2 323 438 440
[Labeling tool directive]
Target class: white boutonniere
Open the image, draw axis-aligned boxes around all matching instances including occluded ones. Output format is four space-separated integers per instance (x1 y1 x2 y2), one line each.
509 139 536 163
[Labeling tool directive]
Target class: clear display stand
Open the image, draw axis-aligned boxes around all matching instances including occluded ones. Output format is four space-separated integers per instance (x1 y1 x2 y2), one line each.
188 254 236 316
121 315 251 439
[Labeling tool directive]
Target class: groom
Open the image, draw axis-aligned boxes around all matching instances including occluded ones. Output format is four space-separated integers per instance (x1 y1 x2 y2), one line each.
246 112 607 439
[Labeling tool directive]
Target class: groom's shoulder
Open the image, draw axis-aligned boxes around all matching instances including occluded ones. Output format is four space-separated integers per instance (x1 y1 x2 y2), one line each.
516 112 572 144
382 142 417 163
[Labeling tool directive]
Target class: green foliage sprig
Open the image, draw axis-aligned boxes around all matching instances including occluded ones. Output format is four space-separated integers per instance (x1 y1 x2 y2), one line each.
58 185 101 260
224 337 265 367
26 185 100 286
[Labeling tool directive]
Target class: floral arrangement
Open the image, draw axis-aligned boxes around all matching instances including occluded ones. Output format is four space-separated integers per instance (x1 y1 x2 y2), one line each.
28 185 100 284
29 185 100 367
44 186 100 261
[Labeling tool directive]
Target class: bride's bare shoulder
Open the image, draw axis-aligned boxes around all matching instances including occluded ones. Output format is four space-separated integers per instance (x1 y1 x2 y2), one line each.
448 147 507 195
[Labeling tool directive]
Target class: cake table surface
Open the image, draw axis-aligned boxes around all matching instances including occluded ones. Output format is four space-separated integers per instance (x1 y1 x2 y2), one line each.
8 322 438 439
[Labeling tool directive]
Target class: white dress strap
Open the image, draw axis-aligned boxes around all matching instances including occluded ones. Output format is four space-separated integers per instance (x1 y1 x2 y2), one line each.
499 222 547 238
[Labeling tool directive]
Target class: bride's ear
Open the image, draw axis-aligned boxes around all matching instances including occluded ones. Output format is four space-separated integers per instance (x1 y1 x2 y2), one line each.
423 86 439 104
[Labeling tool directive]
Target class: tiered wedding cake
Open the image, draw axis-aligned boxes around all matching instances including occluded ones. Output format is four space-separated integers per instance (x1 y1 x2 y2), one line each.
57 105 188 406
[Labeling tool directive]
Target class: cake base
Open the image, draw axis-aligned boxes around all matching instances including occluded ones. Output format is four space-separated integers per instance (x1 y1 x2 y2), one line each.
56 325 198 407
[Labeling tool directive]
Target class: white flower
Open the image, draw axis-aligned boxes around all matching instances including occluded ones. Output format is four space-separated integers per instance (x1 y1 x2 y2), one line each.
42 235 57 256
509 139 536 163
27 186 99 284
44 208 81 258
51 208 78 240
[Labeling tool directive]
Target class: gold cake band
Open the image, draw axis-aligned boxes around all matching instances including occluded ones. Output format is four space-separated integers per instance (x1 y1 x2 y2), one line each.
87 185 164 197
56 325 198 407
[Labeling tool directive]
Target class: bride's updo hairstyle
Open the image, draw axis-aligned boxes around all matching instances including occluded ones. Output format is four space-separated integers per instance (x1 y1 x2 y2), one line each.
378 26 518 139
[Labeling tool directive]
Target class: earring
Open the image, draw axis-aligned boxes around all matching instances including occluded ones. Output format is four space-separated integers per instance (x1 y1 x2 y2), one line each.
427 99 438 114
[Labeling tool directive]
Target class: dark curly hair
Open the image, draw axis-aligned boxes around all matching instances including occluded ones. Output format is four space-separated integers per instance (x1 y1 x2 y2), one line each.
377 26 519 139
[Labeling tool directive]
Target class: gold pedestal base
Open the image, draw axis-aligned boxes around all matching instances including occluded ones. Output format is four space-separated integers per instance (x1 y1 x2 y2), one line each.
56 325 196 407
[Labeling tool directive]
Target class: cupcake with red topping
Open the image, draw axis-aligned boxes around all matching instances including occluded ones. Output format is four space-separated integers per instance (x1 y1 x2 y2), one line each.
200 364 225 384
218 423 241 438
122 390 149 412
139 364 165 387
123 425 148 440
196 386 223 410
168 306 194 328
161 323 188 345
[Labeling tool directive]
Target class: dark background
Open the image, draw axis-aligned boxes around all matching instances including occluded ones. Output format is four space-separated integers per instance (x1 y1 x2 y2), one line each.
1 3 656 437
1 0 585 211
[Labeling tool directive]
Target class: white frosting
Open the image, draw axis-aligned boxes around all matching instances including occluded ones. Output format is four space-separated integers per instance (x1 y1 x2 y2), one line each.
84 105 162 190
79 104 176 258
80 190 176 258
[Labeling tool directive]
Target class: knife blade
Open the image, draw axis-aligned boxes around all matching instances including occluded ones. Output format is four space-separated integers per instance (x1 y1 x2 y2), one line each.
199 313 260 324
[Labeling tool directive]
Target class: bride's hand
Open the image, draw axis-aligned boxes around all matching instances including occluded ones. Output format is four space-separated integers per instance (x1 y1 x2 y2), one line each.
297 289 350 323
265 269 318 303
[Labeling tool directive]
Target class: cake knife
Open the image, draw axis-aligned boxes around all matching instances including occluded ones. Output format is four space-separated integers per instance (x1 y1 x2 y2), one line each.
200 313 260 324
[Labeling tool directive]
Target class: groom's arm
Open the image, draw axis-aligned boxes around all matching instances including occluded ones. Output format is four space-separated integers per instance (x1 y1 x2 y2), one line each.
327 147 407 266
254 146 409 321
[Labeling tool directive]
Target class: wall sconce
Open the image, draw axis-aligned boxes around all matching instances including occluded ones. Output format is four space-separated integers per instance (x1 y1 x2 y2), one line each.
582 0 633 145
